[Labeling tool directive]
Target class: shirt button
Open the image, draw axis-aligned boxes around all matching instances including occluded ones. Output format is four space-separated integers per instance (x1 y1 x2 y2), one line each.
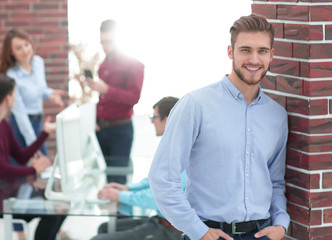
246 174 249 177
247 128 251 132
245 196 249 200
246 151 249 155
246 218 250 221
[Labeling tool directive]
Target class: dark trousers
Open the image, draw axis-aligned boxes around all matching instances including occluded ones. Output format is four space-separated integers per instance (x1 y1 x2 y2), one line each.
96 121 134 184
1 214 66 240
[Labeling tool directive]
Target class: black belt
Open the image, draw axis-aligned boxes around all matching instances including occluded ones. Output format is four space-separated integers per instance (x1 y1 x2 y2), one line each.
28 114 42 121
204 219 267 235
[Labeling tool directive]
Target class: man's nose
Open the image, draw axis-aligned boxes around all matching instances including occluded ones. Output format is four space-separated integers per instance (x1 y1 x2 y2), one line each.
248 52 259 64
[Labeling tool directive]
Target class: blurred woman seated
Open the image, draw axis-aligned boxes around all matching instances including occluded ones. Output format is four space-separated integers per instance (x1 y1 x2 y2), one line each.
0 74 65 240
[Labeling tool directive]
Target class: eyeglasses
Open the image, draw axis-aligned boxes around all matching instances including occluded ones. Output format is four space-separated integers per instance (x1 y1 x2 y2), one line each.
149 115 165 120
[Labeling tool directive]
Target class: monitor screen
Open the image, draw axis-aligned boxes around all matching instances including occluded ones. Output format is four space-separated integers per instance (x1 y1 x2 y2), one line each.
45 102 106 201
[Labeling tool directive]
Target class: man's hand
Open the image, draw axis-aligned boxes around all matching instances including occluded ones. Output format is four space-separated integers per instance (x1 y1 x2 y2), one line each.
98 185 121 202
254 225 285 240
200 228 233 240
85 77 109 94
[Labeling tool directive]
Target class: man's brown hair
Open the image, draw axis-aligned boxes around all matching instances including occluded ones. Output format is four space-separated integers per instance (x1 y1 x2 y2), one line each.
0 74 15 103
230 14 274 48
153 97 179 121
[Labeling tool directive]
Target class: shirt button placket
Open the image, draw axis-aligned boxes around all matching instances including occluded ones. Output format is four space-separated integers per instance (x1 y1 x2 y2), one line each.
244 107 252 220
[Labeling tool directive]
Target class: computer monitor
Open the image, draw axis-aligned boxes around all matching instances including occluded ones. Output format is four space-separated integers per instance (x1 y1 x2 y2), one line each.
45 102 106 201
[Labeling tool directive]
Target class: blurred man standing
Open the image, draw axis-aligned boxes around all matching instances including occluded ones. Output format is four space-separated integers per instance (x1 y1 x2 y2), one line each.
86 19 144 184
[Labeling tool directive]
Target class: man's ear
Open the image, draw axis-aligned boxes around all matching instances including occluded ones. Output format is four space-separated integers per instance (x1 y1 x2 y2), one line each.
4 94 10 103
163 116 168 122
227 45 233 60
270 48 275 63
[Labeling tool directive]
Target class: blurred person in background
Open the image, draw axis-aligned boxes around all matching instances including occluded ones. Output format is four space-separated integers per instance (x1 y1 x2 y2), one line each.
0 27 67 239
85 19 144 184
0 74 66 240
91 97 185 240
0 27 66 157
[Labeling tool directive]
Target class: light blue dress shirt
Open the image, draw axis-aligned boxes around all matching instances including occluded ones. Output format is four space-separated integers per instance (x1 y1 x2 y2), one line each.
7 55 53 145
119 172 187 218
148 75 290 240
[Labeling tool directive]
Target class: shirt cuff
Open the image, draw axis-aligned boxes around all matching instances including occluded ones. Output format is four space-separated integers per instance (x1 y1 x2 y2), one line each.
44 88 54 99
126 182 137 190
185 218 209 240
272 213 290 233
118 190 132 206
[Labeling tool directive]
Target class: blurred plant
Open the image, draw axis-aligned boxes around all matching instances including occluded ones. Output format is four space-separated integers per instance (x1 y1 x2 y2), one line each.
68 42 100 104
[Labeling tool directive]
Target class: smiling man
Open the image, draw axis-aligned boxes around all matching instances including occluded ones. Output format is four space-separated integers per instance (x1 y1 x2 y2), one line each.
149 14 290 240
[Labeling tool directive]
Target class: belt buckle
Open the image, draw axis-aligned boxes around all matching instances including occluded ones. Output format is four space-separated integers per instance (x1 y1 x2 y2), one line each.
232 222 245 235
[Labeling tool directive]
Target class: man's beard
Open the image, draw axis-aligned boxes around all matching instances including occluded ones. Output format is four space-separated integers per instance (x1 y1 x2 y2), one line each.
233 61 268 86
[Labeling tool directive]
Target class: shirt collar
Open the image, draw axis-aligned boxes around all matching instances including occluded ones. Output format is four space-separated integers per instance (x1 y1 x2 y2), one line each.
15 58 34 77
252 87 263 104
222 75 262 104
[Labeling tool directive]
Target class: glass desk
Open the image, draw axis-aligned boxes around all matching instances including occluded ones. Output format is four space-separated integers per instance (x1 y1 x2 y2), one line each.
1 167 150 240
2 197 152 240
0 151 154 240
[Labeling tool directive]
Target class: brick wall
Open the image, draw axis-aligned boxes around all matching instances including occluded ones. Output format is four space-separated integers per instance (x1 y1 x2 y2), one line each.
252 0 332 239
0 0 69 158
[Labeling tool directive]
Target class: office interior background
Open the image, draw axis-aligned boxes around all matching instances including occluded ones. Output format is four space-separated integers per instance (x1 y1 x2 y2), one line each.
1 0 332 239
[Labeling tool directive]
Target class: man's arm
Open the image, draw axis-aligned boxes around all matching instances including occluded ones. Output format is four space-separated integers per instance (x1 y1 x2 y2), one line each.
7 70 37 145
148 95 209 240
269 118 290 230
257 117 290 239
126 177 150 191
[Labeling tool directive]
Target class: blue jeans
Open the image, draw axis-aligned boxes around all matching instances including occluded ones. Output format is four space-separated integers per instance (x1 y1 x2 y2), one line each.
96 120 134 184
182 219 272 240
9 114 48 163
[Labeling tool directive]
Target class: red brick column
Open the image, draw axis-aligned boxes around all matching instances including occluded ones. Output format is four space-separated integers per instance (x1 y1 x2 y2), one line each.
0 0 69 158
252 0 332 239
